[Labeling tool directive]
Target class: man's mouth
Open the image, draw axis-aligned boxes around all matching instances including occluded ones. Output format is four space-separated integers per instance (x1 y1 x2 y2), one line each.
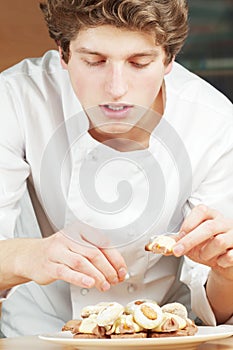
104 105 127 111
99 104 133 118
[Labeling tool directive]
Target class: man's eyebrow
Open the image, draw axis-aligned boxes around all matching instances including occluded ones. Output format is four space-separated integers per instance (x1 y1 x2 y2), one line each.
129 51 160 58
74 47 160 58
74 48 102 55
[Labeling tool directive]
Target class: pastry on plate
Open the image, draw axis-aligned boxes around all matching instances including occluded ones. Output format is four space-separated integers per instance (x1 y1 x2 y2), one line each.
62 300 198 339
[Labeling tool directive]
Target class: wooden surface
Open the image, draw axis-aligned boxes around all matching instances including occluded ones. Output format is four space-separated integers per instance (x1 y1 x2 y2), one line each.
0 335 232 350
0 0 56 72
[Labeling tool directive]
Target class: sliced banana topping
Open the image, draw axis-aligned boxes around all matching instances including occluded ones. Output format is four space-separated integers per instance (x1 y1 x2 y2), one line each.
133 302 163 329
166 312 187 329
152 312 186 332
79 314 99 334
125 299 157 315
161 302 188 320
152 312 179 332
97 302 124 327
81 302 111 318
145 235 176 255
107 314 143 335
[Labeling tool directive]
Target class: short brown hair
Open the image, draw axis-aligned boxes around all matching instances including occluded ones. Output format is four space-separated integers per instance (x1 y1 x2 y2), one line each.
40 0 188 65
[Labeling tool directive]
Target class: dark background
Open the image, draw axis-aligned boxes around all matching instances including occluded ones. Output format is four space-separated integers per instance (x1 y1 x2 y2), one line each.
177 0 233 101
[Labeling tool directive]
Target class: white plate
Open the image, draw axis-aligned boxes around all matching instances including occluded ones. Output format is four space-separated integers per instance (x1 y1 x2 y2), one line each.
39 325 233 350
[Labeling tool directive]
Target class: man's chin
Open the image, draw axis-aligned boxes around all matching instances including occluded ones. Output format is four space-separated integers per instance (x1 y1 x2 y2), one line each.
92 122 134 136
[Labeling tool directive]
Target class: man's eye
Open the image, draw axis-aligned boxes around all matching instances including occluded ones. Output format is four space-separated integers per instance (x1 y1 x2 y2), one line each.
85 60 106 67
130 62 151 69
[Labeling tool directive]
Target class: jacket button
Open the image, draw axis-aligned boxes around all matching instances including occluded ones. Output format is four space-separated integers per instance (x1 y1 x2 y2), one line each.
80 288 89 296
87 149 97 161
127 284 136 293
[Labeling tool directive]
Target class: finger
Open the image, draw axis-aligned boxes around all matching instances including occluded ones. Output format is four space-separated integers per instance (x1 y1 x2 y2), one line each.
68 241 120 286
51 263 96 288
217 249 233 268
179 205 221 235
61 250 112 291
47 237 111 291
45 233 113 290
101 248 128 282
80 232 128 282
173 218 229 257
199 231 233 261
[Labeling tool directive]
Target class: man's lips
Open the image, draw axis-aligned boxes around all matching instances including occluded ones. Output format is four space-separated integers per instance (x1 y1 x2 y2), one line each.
99 104 133 118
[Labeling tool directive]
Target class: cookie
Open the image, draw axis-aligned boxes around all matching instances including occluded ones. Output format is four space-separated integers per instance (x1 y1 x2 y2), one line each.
111 332 147 338
145 235 176 256
133 302 163 329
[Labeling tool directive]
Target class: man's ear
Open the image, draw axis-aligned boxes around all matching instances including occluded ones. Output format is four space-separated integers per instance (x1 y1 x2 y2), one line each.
165 57 175 75
58 46 68 69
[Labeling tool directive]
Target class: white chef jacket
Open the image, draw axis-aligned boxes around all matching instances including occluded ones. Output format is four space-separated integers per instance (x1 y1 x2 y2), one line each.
0 50 233 337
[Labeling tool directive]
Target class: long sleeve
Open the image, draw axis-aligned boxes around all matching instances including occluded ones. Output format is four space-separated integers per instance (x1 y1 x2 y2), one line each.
181 121 233 326
0 75 30 239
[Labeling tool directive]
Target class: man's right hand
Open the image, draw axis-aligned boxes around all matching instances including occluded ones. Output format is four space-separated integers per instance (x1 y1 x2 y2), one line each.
0 232 127 292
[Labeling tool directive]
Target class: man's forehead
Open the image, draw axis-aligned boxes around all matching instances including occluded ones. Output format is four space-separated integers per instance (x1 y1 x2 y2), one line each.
74 47 162 58
69 25 165 59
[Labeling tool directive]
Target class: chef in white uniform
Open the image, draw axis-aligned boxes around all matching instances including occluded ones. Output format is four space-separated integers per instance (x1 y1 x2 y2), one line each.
0 0 233 337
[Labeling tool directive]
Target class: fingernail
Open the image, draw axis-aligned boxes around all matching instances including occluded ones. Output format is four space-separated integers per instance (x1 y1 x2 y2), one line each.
124 272 130 280
82 276 95 287
101 281 111 291
173 244 185 257
112 277 119 285
118 268 127 280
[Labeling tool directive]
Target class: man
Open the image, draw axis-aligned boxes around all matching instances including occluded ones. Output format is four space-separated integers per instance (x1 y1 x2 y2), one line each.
0 0 232 337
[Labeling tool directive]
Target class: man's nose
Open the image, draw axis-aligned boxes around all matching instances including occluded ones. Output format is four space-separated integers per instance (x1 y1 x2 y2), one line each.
104 64 128 100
